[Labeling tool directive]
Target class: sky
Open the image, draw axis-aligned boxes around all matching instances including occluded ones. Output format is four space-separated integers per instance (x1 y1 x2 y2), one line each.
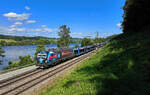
0 0 126 38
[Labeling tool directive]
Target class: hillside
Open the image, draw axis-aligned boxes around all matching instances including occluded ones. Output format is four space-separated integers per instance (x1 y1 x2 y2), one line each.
0 34 81 46
39 32 150 95
0 34 52 41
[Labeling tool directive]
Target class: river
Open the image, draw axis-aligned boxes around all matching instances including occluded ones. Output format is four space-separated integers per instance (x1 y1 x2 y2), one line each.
0 43 80 70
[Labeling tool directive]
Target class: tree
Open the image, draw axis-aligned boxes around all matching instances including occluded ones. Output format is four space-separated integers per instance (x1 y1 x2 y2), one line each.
34 44 46 61
81 38 93 47
122 0 150 33
37 38 50 45
7 55 33 69
74 44 80 48
94 31 99 44
19 55 33 65
0 47 5 64
57 25 72 47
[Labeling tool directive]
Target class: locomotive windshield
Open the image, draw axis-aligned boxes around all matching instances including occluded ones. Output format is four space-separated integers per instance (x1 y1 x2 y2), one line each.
37 51 47 59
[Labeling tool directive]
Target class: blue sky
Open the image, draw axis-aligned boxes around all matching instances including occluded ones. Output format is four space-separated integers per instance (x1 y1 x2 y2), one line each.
0 0 126 38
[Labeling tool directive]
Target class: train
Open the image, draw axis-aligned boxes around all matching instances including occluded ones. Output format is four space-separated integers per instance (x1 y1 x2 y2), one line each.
35 43 105 68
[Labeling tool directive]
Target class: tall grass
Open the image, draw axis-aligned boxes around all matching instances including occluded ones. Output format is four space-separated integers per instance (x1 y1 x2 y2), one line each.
39 32 150 95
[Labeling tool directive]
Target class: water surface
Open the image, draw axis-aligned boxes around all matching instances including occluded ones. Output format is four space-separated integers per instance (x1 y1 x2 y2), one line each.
0 43 79 70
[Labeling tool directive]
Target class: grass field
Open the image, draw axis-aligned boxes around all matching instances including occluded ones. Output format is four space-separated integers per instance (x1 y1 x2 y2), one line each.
0 39 17 43
39 32 150 95
0 35 82 46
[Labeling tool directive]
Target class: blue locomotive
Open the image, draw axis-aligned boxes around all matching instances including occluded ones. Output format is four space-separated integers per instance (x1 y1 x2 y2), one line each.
36 44 98 68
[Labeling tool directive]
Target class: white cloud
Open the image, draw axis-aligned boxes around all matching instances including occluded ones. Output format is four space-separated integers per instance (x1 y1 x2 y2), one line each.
28 28 42 32
0 26 17 34
26 20 36 24
43 27 52 32
10 25 16 28
3 12 18 17
42 27 58 32
8 26 57 33
0 26 11 32
71 32 82 35
117 23 121 28
41 25 58 32
0 26 28 36
25 6 30 10
41 25 47 28
9 27 40 32
10 22 23 30
9 27 26 32
71 32 83 38
14 22 23 25
16 28 26 32
3 12 30 21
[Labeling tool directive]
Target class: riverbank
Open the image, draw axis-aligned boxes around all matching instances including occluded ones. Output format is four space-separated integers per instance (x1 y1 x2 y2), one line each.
0 35 81 46
0 39 56 46
0 43 80 70
0 35 56 46
39 32 150 95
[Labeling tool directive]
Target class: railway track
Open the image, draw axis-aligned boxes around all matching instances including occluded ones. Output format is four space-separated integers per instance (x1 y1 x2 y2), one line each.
0 69 42 88
0 50 95 95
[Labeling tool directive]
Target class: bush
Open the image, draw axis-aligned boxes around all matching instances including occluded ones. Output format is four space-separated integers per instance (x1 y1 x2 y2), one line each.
19 55 33 66
7 55 33 69
81 38 93 47
122 0 150 33
74 44 80 48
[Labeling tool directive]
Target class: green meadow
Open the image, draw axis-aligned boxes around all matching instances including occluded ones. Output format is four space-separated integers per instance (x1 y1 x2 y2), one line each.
39 32 150 95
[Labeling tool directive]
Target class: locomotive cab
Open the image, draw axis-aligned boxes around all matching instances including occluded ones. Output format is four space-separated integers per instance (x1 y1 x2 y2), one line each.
36 51 48 67
48 51 58 61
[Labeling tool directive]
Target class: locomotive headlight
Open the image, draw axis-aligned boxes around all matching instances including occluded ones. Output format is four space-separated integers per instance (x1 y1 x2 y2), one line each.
45 60 47 63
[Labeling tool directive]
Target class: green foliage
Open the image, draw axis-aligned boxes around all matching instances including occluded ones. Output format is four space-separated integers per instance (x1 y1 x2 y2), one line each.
18 55 33 65
94 31 99 44
7 55 33 69
57 25 72 47
81 38 93 47
0 35 81 46
93 38 106 44
0 47 5 64
122 0 150 33
34 44 46 61
93 31 106 44
74 44 80 48
0 35 57 46
37 38 49 45
70 38 81 43
106 34 118 41
0 48 5 57
0 34 50 41
39 32 150 95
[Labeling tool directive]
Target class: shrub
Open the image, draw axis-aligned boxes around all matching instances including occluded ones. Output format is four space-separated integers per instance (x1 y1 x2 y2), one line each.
7 55 33 69
122 0 150 33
